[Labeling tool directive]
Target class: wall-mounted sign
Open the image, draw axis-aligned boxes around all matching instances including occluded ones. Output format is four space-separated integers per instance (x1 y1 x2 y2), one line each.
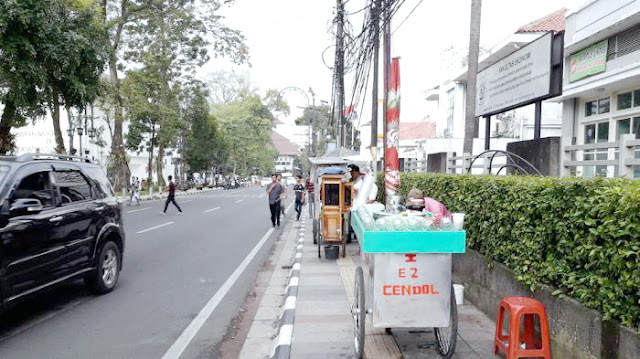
475 32 562 117
569 40 608 83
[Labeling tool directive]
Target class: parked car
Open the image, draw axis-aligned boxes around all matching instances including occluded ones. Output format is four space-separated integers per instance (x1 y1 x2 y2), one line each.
260 177 272 187
0 154 125 311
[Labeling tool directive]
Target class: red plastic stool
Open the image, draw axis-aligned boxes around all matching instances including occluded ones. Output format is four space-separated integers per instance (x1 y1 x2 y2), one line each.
494 297 552 359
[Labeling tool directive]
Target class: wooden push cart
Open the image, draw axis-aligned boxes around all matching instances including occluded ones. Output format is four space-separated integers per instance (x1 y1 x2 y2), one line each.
350 210 466 358
312 169 353 258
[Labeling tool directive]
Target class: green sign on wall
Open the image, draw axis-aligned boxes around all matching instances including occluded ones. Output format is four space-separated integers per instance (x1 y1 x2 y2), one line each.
569 40 608 83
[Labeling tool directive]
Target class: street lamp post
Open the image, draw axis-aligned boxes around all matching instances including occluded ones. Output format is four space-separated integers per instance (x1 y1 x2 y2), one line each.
77 126 84 157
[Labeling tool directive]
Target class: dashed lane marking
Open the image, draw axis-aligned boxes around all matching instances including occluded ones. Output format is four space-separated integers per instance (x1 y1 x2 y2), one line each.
136 222 175 234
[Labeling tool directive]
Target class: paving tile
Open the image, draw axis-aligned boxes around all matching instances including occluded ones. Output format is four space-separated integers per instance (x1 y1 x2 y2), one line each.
246 319 278 339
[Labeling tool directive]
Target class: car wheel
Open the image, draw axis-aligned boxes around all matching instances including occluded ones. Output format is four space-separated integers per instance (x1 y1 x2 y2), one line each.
87 241 121 294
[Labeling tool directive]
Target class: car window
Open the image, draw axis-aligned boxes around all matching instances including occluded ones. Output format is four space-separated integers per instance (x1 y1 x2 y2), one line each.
53 170 92 204
12 171 54 208
82 166 115 199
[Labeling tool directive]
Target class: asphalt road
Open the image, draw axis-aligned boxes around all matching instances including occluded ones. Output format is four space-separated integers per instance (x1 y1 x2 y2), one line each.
0 186 282 359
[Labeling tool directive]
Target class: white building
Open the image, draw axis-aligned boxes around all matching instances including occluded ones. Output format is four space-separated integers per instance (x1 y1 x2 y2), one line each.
271 131 301 173
8 107 176 184
553 0 640 178
425 9 567 157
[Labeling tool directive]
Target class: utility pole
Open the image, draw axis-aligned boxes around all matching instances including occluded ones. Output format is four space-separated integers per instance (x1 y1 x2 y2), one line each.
382 0 391 205
463 0 483 154
371 0 381 174
335 0 345 148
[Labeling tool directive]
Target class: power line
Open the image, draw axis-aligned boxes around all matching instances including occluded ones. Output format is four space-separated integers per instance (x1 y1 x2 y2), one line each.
392 0 423 35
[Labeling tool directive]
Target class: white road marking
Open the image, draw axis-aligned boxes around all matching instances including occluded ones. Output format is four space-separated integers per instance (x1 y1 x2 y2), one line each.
182 199 193 203
127 207 151 214
204 207 221 213
235 199 243 203
161 227 276 359
136 222 174 234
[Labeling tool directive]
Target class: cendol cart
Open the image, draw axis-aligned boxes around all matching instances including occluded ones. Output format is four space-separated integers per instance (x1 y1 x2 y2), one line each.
350 210 466 359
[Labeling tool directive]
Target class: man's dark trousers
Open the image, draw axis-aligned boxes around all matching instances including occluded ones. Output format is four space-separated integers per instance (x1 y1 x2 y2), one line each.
164 195 182 213
295 199 303 220
269 200 281 226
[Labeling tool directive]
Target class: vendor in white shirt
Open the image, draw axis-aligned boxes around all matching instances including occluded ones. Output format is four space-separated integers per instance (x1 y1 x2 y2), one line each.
348 164 378 204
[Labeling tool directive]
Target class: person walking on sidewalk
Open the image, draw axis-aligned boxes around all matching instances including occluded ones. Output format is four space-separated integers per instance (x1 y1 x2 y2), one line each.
266 174 283 227
162 175 183 215
277 173 287 218
293 175 305 221
128 176 140 206
305 176 315 219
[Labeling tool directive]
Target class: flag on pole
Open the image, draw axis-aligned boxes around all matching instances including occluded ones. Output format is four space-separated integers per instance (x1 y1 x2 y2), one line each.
384 58 400 198
343 104 355 117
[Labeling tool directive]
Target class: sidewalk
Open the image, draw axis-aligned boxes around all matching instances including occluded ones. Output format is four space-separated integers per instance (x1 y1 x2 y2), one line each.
239 207 502 359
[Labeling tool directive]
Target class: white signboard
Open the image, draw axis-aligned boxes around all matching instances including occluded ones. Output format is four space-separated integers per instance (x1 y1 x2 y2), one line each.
475 33 552 117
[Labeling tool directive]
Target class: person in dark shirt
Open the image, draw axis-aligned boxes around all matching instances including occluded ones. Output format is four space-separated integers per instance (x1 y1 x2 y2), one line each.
293 175 305 221
266 173 283 227
162 175 183 215
305 177 315 219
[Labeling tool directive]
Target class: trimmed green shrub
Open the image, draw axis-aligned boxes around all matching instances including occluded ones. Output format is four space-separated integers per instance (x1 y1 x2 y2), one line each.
386 173 639 330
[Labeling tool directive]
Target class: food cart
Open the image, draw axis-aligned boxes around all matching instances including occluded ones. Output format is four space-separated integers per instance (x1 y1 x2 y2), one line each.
312 167 353 258
349 210 466 359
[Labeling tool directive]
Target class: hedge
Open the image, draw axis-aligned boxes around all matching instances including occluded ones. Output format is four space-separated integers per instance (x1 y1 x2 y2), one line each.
381 173 640 330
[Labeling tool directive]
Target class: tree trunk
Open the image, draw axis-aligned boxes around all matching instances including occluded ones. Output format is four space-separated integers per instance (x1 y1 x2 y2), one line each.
0 99 17 154
109 51 127 191
156 143 166 186
463 0 482 154
51 94 66 154
148 124 155 186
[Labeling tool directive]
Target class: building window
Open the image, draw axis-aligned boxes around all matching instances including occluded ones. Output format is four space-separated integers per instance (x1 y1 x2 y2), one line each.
446 89 454 136
607 24 640 60
585 97 610 116
618 92 632 110
617 117 640 140
598 97 610 114
585 101 597 117
584 121 610 177
635 90 640 107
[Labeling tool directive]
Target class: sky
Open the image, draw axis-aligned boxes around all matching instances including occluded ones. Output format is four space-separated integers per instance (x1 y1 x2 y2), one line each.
203 0 587 137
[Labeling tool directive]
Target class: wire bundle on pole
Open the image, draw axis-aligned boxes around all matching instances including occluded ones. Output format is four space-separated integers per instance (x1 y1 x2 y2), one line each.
328 0 412 149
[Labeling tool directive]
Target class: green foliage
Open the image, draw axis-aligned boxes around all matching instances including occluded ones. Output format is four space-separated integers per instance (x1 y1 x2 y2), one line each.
184 85 225 172
396 173 640 330
214 90 277 176
0 0 107 152
295 104 332 156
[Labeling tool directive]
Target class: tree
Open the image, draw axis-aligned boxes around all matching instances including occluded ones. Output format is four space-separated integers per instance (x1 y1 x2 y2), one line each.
214 91 278 177
122 69 163 185
205 70 250 104
123 0 248 186
463 0 482 154
183 84 225 174
295 104 333 156
46 0 108 154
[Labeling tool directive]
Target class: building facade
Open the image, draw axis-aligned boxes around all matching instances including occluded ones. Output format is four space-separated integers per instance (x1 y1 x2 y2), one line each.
555 0 640 178
425 9 567 157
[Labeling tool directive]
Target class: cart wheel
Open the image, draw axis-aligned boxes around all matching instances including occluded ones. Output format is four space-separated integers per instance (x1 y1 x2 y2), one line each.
352 266 366 359
312 219 318 244
434 285 458 359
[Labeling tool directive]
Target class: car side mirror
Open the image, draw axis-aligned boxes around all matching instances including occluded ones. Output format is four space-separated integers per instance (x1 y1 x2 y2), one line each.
10 198 44 216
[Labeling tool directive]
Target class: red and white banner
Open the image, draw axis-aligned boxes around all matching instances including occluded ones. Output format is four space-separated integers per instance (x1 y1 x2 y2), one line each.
384 57 401 198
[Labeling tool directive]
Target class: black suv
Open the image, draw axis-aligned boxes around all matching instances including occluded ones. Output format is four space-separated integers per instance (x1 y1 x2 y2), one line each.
0 154 124 309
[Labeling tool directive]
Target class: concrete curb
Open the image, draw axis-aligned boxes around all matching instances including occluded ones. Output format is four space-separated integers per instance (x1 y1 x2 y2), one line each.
269 219 306 359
